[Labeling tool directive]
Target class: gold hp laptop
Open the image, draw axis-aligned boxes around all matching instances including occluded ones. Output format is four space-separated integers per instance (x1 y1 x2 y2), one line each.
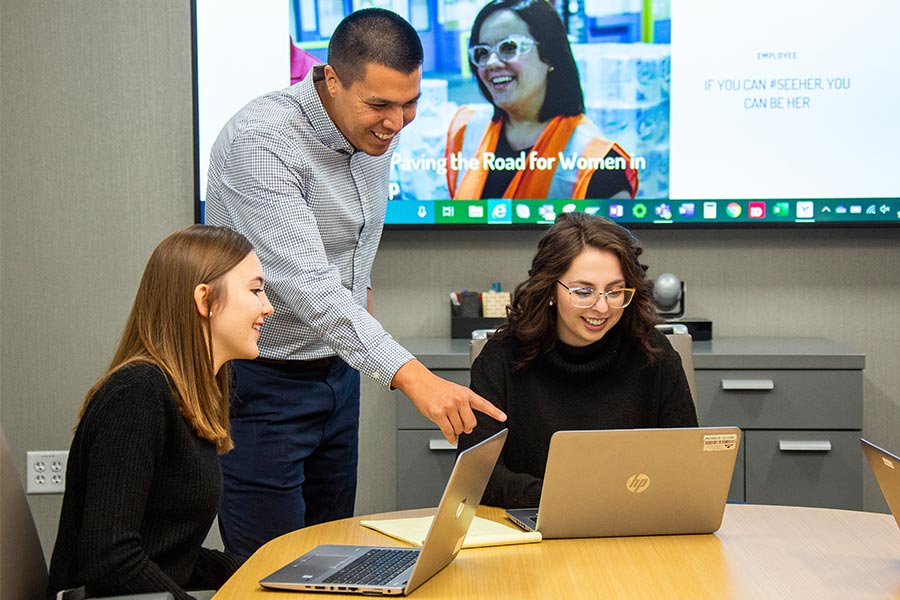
861 438 900 531
507 427 741 538
259 428 507 595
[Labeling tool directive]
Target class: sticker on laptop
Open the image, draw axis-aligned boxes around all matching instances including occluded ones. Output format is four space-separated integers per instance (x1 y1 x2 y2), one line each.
883 456 895 470
703 434 739 451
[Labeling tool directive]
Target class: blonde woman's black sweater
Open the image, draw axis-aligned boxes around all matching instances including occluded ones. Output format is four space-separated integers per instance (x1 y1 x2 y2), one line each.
47 363 243 600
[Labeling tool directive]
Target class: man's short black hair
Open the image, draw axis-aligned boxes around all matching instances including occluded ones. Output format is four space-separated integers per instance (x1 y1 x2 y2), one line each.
328 8 423 85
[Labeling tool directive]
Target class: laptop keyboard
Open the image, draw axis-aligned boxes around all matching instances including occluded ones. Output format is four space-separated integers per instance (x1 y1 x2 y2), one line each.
323 548 419 586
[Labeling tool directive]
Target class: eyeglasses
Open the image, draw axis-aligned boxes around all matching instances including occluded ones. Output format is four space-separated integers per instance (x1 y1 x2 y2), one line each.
556 280 636 309
468 35 539 67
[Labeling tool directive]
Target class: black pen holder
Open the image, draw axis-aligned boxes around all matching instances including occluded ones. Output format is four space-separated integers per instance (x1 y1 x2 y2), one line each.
451 317 507 339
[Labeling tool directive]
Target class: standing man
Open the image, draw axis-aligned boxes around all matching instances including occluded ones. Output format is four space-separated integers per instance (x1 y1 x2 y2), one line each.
205 8 506 558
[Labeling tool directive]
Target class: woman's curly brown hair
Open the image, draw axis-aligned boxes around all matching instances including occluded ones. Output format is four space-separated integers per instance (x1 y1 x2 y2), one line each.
497 212 661 370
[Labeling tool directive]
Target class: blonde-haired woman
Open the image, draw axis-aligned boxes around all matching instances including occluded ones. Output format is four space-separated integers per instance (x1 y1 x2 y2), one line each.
47 225 273 600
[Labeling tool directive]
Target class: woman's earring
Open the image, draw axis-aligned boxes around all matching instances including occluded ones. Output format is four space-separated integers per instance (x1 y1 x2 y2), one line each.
548 66 555 72
549 300 555 306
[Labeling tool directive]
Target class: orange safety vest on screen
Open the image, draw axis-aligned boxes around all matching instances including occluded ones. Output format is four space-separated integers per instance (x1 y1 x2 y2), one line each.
445 106 638 200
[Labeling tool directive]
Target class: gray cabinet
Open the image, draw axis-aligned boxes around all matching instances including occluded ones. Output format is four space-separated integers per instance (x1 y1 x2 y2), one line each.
396 367 468 509
395 336 865 510
395 339 471 510
693 337 864 509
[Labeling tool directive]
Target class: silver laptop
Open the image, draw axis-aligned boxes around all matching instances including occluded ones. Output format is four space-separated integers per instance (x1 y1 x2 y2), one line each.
862 438 900 531
259 428 507 595
506 427 741 538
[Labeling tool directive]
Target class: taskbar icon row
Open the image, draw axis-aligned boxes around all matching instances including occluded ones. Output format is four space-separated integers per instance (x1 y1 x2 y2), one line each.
385 199 900 226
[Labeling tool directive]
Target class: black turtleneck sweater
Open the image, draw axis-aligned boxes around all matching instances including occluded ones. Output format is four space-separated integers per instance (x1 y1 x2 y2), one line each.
46 363 244 600
456 327 698 508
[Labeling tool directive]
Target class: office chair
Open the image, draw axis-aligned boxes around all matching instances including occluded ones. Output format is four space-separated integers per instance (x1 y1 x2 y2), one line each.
664 331 697 407
0 423 174 600
468 329 496 366
0 424 47 600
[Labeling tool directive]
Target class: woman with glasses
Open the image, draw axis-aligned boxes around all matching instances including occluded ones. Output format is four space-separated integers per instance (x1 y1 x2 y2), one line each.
456 213 696 508
445 0 638 201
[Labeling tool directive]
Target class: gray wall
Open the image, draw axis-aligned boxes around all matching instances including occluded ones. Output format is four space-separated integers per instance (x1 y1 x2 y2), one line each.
2 0 899 562
1 1 196 558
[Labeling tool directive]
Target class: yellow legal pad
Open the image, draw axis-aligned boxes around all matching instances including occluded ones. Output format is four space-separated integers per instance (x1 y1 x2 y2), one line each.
360 515 542 549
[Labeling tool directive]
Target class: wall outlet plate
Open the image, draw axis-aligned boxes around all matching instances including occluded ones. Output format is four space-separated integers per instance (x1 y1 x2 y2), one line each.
26 450 68 494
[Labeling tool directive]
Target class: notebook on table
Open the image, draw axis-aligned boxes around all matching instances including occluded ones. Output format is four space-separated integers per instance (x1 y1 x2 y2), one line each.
259 428 508 595
861 438 900 531
359 514 541 549
506 426 741 539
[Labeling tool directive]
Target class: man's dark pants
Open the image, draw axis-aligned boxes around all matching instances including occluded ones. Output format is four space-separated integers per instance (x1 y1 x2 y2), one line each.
218 358 360 557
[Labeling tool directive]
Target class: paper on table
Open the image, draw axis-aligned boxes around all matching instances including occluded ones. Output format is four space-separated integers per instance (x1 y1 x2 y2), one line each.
360 515 542 549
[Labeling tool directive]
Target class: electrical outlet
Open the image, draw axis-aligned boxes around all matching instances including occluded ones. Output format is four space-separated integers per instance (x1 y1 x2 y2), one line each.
26 450 68 494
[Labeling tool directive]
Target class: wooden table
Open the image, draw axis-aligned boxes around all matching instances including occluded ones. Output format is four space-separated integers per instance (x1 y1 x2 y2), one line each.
213 504 900 599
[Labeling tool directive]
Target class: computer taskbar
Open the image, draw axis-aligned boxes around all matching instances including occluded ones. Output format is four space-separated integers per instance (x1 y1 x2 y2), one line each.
384 198 900 227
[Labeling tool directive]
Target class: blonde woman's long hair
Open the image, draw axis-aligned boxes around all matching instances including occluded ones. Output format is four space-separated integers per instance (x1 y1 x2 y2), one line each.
79 225 253 453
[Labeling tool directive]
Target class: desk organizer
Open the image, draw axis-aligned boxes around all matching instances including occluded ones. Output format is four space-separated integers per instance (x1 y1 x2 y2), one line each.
451 317 506 339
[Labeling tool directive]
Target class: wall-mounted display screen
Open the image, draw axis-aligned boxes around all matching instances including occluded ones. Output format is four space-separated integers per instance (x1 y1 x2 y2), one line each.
193 0 900 228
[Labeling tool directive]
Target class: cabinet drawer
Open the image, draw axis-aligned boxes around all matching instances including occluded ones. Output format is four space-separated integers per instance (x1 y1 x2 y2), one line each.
744 430 862 509
396 430 458 509
396 370 470 430
695 370 862 430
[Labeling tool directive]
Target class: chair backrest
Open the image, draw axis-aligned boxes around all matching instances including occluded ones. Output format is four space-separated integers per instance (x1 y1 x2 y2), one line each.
469 337 490 366
665 332 697 407
1 423 48 600
468 329 496 366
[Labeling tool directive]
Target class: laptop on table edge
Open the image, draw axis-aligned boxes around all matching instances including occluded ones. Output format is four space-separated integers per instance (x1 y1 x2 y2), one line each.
506 426 741 539
861 438 900 531
259 428 508 595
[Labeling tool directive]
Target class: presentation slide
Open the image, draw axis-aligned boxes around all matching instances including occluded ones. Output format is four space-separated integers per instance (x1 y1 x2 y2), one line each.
194 0 286 207
669 0 900 200
194 0 900 227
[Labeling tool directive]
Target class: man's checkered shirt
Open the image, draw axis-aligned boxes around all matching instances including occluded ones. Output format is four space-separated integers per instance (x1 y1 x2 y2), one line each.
204 68 412 387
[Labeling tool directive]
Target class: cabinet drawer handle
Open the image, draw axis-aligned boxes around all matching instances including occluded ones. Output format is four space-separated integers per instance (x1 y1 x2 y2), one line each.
721 379 775 391
428 439 458 451
779 440 832 452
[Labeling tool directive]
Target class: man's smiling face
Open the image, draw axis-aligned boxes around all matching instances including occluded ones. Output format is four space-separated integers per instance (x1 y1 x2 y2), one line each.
322 62 421 156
